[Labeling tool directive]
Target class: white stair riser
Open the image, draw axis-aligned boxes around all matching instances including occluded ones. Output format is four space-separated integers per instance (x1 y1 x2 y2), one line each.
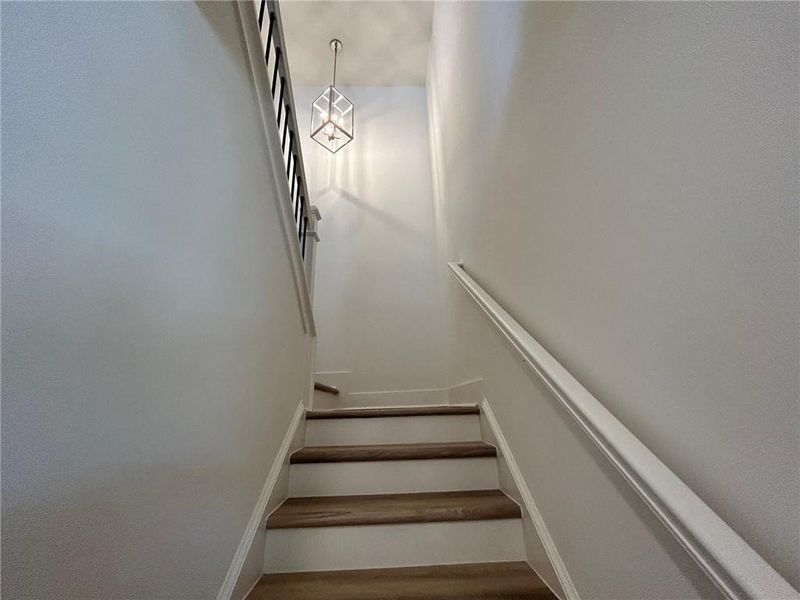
313 391 448 410
305 414 481 446
289 457 499 496
263 519 524 573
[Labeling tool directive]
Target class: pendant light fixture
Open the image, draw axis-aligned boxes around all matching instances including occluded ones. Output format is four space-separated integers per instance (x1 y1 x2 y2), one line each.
310 39 354 154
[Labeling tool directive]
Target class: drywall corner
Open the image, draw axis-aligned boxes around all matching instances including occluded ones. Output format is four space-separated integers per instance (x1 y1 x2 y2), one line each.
447 378 484 405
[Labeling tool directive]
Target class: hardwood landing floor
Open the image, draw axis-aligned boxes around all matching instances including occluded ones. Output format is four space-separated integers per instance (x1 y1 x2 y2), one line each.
246 561 557 600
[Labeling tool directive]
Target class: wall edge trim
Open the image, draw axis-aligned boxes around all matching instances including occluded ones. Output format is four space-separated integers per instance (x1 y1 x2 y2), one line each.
480 398 581 600
215 400 306 600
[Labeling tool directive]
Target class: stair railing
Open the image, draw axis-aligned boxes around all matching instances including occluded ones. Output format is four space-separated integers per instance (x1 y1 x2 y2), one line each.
252 0 316 263
234 0 318 334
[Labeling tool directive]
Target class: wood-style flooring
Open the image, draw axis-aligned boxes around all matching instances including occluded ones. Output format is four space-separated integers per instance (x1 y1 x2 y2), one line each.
247 561 557 600
266 489 520 529
290 441 496 464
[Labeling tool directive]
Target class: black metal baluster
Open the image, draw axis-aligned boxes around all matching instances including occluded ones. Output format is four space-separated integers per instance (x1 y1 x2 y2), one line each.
278 109 285 150
293 176 301 215
282 106 291 150
286 133 294 178
301 215 308 259
294 176 303 222
276 77 286 124
255 5 314 264
297 199 304 240
297 190 303 227
295 183 303 244
265 12 275 67
293 176 301 216
271 48 281 98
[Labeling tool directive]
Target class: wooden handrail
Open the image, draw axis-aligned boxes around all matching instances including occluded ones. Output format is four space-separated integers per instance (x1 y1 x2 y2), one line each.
448 262 799 600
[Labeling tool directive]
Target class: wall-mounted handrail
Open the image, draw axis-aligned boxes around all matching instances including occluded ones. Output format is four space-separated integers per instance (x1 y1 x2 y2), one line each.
447 262 799 600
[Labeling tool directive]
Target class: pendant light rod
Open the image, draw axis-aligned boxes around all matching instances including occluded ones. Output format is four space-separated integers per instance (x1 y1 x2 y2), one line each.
330 39 342 88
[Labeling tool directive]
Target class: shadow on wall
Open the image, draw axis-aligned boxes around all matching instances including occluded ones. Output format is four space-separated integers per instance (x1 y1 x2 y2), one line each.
318 185 428 243
296 84 448 392
196 1 248 61
313 87 434 246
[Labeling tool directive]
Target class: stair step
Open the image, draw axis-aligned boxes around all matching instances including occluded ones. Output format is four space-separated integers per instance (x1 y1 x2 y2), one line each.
306 413 481 446
267 489 520 529
290 441 496 464
264 519 524 573
306 405 479 419
248 561 556 600
289 458 498 496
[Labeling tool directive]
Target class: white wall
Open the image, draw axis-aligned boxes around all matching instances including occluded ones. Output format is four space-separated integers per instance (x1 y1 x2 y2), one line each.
2 3 310 598
428 1 799 596
295 86 447 393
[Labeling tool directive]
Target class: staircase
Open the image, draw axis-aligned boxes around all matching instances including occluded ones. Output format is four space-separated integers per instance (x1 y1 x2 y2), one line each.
247 405 557 599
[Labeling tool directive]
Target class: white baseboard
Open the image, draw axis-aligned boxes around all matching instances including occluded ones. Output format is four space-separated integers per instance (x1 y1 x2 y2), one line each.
481 398 580 600
216 400 306 600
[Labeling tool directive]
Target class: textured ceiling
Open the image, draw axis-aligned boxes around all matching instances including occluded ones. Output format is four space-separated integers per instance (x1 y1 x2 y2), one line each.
279 1 433 86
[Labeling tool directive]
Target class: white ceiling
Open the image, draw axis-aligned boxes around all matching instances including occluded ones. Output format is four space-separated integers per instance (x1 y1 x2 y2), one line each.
279 1 433 87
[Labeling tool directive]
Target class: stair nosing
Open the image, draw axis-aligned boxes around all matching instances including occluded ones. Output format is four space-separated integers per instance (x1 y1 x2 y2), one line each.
267 489 521 529
306 405 480 420
290 441 497 464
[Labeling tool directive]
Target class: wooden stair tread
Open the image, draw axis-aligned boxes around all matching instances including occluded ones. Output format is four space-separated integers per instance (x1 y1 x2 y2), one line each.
247 561 556 600
306 405 480 419
290 441 496 464
267 490 520 529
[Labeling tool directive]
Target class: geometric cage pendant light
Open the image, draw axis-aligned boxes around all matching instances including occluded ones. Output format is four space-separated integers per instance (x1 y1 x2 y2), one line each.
310 39 354 154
